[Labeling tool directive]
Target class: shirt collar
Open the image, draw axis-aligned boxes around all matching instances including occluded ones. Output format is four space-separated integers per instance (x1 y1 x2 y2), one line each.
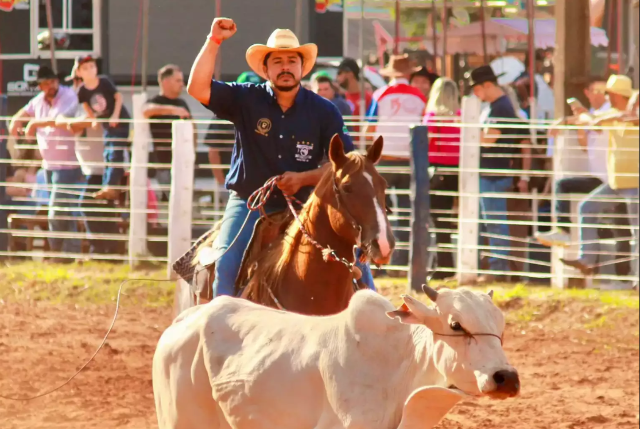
390 77 410 86
265 83 306 107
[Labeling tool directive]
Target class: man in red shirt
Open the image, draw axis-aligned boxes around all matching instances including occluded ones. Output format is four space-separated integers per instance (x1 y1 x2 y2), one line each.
336 58 372 117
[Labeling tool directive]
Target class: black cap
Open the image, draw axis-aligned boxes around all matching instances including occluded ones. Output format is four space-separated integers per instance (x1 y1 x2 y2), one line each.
338 58 360 79
465 65 504 87
410 67 440 85
28 66 59 87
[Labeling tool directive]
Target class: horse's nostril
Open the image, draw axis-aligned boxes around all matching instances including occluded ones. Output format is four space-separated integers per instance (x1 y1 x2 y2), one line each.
493 372 505 385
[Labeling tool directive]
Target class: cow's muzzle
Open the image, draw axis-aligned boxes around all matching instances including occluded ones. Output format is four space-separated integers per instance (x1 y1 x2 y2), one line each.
492 369 520 398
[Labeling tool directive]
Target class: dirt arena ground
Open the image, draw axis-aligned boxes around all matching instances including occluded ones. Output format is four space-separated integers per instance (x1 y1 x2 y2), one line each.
0 263 638 428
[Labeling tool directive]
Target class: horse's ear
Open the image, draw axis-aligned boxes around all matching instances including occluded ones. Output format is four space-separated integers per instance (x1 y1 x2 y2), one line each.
366 136 384 164
329 133 348 169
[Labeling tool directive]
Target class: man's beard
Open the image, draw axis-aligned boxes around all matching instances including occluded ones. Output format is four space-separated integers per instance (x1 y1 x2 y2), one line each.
273 72 299 92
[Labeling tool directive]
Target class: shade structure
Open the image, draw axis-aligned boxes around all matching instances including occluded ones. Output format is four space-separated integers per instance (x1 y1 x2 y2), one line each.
434 18 609 56
492 18 610 48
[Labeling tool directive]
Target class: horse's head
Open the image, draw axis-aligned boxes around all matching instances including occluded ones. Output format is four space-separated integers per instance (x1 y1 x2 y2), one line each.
327 134 395 266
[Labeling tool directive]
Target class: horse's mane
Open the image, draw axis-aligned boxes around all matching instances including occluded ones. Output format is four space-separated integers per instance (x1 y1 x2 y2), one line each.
249 153 368 305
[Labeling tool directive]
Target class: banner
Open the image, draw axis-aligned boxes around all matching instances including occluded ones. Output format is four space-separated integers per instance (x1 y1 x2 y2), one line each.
0 0 29 12
315 0 343 14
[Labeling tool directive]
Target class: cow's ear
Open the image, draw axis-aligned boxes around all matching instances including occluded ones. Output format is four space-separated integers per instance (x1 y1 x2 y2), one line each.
386 301 423 325
387 295 442 330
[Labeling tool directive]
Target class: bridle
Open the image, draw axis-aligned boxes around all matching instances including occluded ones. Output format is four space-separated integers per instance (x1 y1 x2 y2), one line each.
247 175 367 295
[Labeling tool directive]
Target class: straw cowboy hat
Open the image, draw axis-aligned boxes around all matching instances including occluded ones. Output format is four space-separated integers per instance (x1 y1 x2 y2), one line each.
246 29 318 81
379 54 421 78
605 74 634 98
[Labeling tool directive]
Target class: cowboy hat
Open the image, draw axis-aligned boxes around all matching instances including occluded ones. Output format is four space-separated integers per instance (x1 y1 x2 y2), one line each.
466 65 505 87
379 54 421 78
246 29 318 81
28 66 59 87
605 74 633 98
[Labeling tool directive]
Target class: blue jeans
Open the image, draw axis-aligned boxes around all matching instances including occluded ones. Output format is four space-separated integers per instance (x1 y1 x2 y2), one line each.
212 192 375 297
103 126 130 187
479 177 512 272
80 174 121 254
45 168 83 253
555 176 603 232
579 184 639 277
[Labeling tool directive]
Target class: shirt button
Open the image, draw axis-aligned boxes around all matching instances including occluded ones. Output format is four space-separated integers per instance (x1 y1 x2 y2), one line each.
281 115 285 119
278 155 282 159
279 135 283 139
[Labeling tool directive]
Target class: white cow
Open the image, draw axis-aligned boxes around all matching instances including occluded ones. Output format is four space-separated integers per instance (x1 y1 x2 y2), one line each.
153 286 520 429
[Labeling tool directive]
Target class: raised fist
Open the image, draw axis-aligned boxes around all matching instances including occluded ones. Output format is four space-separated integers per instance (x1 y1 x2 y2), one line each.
210 18 237 41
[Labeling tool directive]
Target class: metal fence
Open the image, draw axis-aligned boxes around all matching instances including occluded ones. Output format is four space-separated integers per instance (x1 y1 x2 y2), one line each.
1 93 638 291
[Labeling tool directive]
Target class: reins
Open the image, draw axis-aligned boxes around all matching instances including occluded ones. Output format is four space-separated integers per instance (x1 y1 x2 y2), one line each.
248 176 365 289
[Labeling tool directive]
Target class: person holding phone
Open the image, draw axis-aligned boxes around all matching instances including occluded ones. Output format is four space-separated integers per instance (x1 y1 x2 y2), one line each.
537 76 611 247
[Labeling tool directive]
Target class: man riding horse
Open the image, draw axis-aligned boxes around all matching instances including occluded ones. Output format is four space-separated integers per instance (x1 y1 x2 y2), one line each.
187 17 383 301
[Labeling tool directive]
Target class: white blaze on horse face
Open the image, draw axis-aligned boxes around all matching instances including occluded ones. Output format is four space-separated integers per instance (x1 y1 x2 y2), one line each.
364 172 391 258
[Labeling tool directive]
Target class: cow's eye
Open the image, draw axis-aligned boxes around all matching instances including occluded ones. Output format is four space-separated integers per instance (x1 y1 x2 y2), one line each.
450 321 463 332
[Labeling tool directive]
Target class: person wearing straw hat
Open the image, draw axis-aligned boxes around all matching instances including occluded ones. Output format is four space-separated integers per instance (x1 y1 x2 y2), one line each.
364 54 426 275
556 75 638 286
187 17 374 298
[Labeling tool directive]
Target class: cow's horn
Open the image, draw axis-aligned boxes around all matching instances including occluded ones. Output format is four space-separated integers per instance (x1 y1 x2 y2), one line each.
488 290 494 299
422 284 439 302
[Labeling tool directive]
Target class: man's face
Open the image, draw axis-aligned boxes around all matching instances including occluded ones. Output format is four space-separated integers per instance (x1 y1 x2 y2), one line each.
314 81 335 100
337 69 353 89
39 78 59 99
473 83 489 101
264 52 303 92
162 71 185 97
584 82 606 109
411 76 432 99
607 92 630 110
77 61 98 80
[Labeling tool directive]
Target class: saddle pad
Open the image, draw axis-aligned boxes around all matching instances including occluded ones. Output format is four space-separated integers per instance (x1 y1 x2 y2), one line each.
172 223 220 283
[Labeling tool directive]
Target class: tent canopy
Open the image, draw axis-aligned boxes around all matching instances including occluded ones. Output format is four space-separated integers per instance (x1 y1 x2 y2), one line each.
429 17 609 55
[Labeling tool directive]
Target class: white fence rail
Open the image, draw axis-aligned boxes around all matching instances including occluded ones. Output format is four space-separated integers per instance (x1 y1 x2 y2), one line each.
1 95 638 291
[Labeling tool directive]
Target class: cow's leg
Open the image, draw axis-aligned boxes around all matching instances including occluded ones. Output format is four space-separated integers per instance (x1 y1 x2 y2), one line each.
153 310 227 429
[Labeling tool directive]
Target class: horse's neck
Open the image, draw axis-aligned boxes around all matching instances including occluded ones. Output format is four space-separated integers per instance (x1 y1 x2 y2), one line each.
291 194 355 263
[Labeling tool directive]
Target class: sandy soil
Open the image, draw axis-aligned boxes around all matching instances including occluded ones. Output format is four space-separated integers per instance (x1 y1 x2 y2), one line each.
0 298 638 428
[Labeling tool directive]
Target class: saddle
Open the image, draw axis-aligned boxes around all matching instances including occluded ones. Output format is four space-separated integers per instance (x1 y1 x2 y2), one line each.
172 210 293 302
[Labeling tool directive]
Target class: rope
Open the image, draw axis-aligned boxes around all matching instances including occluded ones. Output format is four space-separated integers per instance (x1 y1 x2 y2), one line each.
0 277 174 402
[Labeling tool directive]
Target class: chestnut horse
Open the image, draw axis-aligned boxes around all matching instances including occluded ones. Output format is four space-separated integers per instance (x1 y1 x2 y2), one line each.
239 134 394 315
182 134 395 316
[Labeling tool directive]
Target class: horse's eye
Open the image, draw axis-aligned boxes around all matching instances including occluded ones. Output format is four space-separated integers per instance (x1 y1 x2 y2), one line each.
342 183 353 193
450 321 463 332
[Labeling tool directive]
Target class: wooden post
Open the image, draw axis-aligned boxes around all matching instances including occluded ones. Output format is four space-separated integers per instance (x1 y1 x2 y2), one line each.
479 0 488 64
45 0 58 73
0 95 8 254
554 0 591 117
128 93 150 266
168 121 196 279
409 125 430 293
441 0 448 76
457 96 481 286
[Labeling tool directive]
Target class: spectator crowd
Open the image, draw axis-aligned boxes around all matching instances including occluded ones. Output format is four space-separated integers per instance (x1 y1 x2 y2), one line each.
4 47 639 288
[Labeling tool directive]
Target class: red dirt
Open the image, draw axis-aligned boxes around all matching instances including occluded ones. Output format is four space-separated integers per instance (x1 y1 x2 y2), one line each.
0 300 638 428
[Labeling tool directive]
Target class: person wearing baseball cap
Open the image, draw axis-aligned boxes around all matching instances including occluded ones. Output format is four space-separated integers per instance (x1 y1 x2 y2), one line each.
336 57 372 116
186 17 375 299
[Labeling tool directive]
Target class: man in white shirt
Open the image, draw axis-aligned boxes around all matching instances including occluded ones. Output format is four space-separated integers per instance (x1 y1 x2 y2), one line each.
536 76 611 246
365 54 426 273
